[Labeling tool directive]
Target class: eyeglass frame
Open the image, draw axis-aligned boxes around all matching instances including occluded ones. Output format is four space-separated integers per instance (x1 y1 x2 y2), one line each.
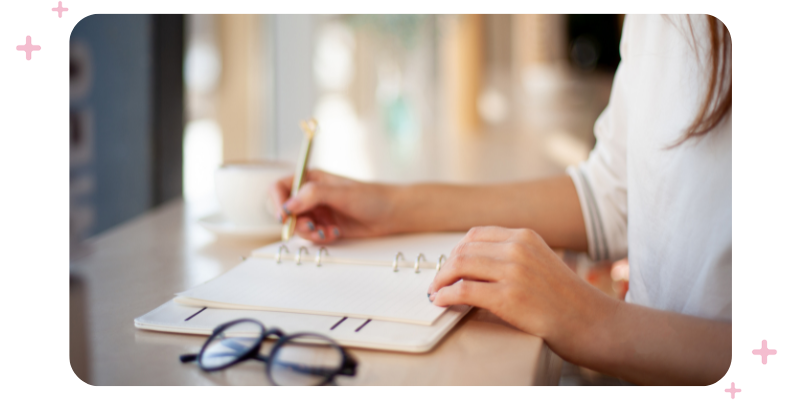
179 318 358 385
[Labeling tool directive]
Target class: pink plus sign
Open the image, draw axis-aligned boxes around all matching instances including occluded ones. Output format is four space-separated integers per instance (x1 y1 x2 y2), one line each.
725 382 741 399
16 36 41 61
52 1 68 18
752 339 777 364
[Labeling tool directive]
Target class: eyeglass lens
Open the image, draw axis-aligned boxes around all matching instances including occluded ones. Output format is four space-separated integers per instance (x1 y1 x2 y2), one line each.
268 334 345 386
199 320 264 370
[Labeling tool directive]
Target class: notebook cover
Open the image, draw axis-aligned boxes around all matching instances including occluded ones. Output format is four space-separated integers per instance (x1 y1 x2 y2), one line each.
134 300 471 353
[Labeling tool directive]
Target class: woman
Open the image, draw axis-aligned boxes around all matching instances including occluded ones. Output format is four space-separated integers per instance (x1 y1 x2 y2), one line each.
270 15 731 385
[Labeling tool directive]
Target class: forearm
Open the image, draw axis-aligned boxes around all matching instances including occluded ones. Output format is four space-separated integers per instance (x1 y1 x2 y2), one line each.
389 175 588 251
555 294 732 385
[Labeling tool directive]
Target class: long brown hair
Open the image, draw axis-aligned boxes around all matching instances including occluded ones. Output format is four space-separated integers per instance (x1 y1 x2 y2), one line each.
678 15 732 145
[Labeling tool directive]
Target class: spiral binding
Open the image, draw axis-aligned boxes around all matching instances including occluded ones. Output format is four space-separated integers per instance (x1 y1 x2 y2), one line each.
275 245 290 263
393 252 405 272
295 246 309 265
316 247 328 267
414 254 426 273
269 246 446 272
437 255 447 272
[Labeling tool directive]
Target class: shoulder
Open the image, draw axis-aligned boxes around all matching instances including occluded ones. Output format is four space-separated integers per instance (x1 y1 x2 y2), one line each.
620 15 710 61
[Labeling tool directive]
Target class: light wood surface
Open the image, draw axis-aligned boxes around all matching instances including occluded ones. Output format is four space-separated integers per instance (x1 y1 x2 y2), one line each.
69 199 562 385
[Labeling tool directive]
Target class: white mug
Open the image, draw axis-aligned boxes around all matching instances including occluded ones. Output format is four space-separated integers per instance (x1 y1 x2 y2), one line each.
215 161 295 227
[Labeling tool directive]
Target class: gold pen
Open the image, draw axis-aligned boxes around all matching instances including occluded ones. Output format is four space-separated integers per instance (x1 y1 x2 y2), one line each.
282 118 318 241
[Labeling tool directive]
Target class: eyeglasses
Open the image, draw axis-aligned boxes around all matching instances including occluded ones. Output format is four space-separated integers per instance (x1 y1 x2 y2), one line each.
179 318 357 385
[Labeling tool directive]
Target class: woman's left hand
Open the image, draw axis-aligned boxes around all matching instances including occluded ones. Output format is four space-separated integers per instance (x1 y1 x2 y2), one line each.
428 226 614 340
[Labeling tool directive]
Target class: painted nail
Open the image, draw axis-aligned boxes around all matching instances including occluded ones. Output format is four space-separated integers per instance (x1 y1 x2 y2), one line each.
427 292 432 302
307 221 315 231
282 204 291 216
318 229 325 239
333 227 341 237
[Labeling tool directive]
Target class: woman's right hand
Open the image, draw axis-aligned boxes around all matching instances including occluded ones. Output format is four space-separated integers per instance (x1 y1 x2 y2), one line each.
269 170 401 244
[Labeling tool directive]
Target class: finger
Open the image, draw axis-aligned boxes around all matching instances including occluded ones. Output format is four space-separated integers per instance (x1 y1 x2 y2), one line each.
306 169 356 186
431 280 499 309
310 207 343 241
450 240 529 265
283 182 348 216
460 226 517 245
429 254 508 295
293 215 326 243
295 228 333 244
290 215 319 243
293 211 340 244
269 175 295 220
449 240 517 260
272 170 334 221
461 226 544 245
305 169 336 184
297 226 339 244
296 215 318 234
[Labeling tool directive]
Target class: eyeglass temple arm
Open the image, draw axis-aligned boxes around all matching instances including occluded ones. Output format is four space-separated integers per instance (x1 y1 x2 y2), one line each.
340 354 357 376
179 354 198 363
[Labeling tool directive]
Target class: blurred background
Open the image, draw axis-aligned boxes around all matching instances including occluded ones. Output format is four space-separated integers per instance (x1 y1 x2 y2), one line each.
69 14 630 384
69 14 624 240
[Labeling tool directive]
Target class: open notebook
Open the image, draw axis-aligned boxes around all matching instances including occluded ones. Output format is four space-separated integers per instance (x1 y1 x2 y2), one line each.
174 233 466 326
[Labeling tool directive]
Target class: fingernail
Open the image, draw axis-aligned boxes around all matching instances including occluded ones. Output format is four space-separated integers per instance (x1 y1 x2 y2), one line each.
428 291 437 302
318 229 325 239
282 204 292 216
307 221 315 231
333 227 341 237
427 292 432 302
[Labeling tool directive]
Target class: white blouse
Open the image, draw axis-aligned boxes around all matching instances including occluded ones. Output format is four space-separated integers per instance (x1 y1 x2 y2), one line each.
566 15 732 321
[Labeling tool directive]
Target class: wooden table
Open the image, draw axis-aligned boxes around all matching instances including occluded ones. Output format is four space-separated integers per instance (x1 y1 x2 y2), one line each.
69 199 562 385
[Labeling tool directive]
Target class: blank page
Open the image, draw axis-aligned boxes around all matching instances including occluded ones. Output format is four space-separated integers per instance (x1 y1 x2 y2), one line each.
177 232 466 325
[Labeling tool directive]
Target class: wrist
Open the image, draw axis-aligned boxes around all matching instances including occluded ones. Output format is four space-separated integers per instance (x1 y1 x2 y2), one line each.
382 184 417 234
549 280 621 360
